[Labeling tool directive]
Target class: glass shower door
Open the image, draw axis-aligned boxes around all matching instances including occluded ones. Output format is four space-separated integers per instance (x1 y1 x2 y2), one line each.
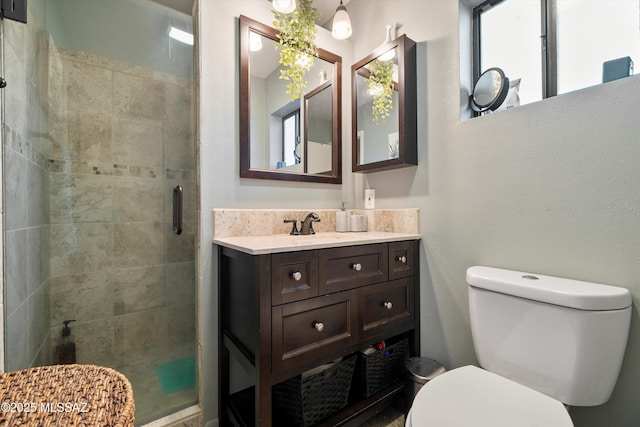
2 0 197 423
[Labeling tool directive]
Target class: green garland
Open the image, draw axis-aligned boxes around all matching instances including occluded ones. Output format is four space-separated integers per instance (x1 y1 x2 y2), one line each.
367 59 394 123
273 0 320 100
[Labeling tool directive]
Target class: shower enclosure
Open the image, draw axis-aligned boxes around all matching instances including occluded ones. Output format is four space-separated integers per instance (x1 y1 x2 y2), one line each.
1 0 197 423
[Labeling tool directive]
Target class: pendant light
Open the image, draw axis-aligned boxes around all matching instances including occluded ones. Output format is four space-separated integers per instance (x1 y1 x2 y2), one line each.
272 0 296 14
332 0 352 40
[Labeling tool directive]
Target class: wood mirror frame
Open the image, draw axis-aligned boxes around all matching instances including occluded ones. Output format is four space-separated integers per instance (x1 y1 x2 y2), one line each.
352 34 417 173
239 15 342 184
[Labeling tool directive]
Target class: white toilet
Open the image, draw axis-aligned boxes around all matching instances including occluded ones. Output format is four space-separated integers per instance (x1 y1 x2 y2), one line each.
407 266 632 426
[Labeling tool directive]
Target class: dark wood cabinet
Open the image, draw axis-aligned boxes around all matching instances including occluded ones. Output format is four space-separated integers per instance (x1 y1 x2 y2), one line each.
218 240 420 426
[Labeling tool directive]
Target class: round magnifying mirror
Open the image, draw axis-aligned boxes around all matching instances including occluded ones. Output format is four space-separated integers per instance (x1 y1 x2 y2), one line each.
470 67 509 112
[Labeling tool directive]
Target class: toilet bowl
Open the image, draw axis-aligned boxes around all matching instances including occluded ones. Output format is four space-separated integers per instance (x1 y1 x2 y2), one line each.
406 266 631 426
406 365 573 426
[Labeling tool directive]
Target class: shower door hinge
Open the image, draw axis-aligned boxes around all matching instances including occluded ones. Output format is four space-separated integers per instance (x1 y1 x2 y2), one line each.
1 0 27 24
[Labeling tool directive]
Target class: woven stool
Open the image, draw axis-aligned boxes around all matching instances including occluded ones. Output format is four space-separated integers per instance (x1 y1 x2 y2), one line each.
0 364 135 427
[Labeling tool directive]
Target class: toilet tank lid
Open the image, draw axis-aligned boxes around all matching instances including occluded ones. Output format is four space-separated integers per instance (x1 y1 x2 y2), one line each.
466 266 631 311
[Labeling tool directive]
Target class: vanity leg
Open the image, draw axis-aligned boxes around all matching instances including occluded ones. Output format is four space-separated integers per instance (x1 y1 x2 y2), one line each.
220 345 230 425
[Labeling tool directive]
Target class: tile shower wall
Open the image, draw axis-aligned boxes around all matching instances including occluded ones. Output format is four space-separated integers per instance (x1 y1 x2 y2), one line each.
3 0 51 372
46 45 195 371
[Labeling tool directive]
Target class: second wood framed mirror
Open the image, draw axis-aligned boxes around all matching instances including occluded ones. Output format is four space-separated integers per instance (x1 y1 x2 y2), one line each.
352 34 417 173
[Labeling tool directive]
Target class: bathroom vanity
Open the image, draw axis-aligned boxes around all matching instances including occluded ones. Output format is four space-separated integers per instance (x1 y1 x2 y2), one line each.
215 232 420 426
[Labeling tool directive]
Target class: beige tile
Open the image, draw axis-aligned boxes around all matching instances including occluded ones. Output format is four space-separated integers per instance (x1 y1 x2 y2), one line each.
165 125 194 171
64 110 112 163
113 222 164 268
246 210 274 236
63 58 112 115
167 305 196 348
213 209 247 238
271 210 301 235
374 210 395 232
50 272 114 326
113 71 165 121
5 230 28 310
49 174 113 224
112 117 163 168
394 209 420 234
28 284 49 364
4 36 27 136
4 145 28 231
113 176 163 222
6 303 30 372
50 223 113 276
163 81 193 137
114 309 168 362
113 266 165 315
166 262 196 307
167 225 195 263
97 56 153 78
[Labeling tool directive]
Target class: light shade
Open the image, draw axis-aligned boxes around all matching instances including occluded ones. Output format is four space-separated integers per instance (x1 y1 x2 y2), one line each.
169 26 194 45
272 0 296 14
332 1 352 40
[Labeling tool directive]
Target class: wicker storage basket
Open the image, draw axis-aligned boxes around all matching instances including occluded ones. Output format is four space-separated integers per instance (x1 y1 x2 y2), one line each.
273 355 356 426
0 364 135 427
355 338 409 397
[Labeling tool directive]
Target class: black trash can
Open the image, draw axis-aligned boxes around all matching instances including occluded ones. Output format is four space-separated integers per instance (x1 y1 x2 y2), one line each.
404 357 446 415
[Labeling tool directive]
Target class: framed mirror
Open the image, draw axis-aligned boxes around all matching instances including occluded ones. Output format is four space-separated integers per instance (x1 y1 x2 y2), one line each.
239 15 342 184
470 67 509 112
352 34 417 173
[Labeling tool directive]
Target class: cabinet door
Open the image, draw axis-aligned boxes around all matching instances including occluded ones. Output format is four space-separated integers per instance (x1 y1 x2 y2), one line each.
388 241 415 280
272 250 319 305
319 244 388 294
357 278 414 340
272 292 355 373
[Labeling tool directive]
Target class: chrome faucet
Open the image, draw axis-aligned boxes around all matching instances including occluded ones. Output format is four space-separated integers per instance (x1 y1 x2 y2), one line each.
300 212 320 235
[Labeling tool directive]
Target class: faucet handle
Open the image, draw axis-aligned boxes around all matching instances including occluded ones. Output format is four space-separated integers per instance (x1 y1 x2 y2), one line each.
284 219 300 235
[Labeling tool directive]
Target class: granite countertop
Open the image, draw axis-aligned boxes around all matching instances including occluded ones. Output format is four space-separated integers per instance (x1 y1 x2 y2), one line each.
213 231 421 255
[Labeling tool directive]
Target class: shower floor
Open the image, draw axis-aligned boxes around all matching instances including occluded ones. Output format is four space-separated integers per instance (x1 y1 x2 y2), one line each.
114 344 197 424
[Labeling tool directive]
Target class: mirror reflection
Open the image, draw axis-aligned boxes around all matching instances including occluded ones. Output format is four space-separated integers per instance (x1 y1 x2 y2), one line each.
355 48 400 164
240 16 342 184
249 32 334 172
305 81 333 174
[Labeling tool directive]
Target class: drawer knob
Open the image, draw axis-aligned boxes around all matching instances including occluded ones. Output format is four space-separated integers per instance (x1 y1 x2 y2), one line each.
351 263 362 271
396 255 407 264
313 322 324 332
383 301 393 310
291 271 302 281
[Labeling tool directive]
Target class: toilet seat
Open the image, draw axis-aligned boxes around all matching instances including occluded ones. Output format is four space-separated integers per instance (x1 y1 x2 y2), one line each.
407 365 573 427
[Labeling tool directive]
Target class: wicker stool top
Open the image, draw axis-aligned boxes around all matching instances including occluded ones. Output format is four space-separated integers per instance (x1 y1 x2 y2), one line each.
0 364 135 427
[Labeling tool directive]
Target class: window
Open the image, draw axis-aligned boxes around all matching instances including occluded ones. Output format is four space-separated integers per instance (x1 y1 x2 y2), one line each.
474 0 640 105
282 110 300 166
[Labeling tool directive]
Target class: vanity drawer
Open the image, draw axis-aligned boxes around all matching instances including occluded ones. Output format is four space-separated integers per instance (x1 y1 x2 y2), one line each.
319 244 388 294
388 241 416 280
272 292 355 373
272 250 319 305
357 278 414 339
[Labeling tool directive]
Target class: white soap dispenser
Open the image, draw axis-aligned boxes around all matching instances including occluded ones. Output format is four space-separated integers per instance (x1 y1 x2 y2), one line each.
336 202 349 232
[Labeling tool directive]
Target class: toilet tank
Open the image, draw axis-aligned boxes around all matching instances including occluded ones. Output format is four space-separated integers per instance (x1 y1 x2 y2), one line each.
467 266 631 406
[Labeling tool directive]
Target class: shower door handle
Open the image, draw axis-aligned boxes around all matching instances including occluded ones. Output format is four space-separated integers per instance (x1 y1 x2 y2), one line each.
173 185 183 235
